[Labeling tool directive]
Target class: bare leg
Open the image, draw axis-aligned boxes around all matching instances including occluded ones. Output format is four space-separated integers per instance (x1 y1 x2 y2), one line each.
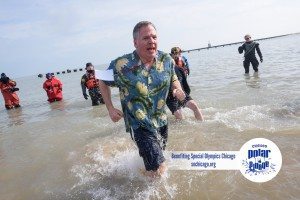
186 100 204 121
141 162 167 178
174 109 183 120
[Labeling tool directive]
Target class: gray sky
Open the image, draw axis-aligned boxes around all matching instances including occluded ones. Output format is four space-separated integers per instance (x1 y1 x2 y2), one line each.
0 0 299 77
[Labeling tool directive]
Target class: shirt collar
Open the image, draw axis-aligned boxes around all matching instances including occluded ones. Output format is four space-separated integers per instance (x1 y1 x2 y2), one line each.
132 50 158 66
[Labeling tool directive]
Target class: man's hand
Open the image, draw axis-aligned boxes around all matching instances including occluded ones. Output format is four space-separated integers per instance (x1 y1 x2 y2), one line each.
260 58 263 63
83 93 89 100
108 107 123 122
173 88 186 101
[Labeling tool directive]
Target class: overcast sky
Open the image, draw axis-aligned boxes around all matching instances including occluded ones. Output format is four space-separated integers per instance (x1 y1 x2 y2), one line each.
0 0 299 78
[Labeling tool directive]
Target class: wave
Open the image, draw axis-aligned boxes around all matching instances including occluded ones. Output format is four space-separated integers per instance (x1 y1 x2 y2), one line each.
212 104 299 132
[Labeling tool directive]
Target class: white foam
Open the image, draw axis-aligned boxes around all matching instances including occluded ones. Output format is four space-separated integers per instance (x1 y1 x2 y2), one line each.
70 141 182 199
213 105 276 132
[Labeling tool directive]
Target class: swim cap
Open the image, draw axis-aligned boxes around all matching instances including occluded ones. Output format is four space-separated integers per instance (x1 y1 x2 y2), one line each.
46 73 52 79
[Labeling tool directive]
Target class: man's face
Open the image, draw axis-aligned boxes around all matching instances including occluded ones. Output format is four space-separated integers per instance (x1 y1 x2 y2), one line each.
245 36 251 42
134 25 157 62
172 53 180 60
86 66 94 74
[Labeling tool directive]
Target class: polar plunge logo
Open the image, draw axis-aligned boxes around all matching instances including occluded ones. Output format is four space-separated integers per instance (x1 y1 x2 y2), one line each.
239 138 282 183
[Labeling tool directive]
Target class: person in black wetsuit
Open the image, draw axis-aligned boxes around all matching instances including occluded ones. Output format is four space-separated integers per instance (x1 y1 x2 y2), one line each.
238 34 263 74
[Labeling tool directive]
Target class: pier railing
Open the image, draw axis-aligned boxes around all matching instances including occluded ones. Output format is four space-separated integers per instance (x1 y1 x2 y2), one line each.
182 32 299 53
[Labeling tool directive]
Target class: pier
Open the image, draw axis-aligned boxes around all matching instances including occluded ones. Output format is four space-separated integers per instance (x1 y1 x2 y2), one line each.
182 32 300 53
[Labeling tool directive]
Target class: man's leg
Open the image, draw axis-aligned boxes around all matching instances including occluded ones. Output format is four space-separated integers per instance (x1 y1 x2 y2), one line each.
185 99 204 121
5 105 13 109
251 58 259 72
243 60 250 74
166 96 182 120
89 89 100 106
173 109 183 120
133 127 166 177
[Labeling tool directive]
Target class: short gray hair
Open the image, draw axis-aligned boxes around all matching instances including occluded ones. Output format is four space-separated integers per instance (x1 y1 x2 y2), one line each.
133 21 156 39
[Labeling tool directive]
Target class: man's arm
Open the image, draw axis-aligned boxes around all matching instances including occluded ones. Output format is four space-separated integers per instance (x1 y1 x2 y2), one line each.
43 82 48 91
171 79 186 101
98 80 123 122
80 76 88 99
238 44 244 54
256 43 263 62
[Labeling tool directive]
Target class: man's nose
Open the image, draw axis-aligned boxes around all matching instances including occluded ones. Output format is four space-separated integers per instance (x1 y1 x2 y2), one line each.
149 37 156 43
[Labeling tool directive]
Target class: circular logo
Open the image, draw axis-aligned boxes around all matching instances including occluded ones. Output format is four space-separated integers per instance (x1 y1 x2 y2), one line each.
239 138 282 183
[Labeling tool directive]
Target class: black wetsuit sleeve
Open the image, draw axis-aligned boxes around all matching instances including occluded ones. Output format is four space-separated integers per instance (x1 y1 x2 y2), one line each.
81 75 87 94
255 43 263 59
238 43 245 54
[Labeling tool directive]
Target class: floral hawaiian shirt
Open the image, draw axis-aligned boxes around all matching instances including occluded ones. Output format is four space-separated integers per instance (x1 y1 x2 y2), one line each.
106 50 178 133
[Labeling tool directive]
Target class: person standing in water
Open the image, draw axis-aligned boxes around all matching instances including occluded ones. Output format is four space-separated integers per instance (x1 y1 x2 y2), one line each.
43 73 63 103
0 73 21 109
167 47 204 121
81 63 104 106
238 34 263 74
98 21 186 177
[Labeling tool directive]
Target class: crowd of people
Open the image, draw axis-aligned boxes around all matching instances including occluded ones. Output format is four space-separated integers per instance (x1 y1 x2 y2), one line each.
1 20 263 178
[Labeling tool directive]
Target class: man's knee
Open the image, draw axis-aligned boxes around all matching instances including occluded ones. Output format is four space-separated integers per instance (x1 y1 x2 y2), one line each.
186 100 198 110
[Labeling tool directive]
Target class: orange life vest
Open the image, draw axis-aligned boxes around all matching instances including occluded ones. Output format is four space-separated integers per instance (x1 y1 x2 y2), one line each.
43 77 63 102
175 57 188 75
85 75 99 89
0 80 20 108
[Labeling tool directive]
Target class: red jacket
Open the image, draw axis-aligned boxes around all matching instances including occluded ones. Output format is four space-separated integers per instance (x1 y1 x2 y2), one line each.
0 80 20 108
43 77 63 102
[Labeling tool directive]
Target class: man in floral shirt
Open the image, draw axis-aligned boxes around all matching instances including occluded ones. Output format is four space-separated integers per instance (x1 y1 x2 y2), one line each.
99 21 185 177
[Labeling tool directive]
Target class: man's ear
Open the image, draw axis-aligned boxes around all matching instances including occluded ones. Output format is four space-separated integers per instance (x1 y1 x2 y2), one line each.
133 39 137 48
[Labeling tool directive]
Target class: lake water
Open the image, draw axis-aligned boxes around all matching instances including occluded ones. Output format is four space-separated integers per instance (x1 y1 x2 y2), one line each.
0 34 299 199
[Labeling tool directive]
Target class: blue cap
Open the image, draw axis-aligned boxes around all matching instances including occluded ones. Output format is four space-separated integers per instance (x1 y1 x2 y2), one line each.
46 73 52 79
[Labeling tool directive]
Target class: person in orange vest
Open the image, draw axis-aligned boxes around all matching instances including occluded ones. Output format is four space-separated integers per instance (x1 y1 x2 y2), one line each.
81 63 104 106
167 47 204 120
43 73 63 103
0 73 21 109
170 47 190 76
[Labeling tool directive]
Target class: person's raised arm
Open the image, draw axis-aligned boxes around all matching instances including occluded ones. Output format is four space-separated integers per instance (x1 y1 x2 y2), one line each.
98 80 123 122
256 43 263 62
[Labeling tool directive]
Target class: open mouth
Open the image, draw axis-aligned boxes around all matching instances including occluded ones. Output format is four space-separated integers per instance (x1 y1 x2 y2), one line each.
147 47 156 52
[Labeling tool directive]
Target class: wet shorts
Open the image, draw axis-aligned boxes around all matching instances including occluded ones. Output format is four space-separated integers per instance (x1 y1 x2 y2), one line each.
133 125 168 171
166 95 193 114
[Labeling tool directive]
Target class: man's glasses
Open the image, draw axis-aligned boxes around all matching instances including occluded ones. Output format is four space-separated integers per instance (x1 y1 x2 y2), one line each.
87 70 94 73
245 37 251 40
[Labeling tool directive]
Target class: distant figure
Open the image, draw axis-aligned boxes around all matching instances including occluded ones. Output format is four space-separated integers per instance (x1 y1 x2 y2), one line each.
81 63 104 106
43 73 63 103
167 47 204 120
208 41 212 48
0 73 21 109
238 34 263 74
